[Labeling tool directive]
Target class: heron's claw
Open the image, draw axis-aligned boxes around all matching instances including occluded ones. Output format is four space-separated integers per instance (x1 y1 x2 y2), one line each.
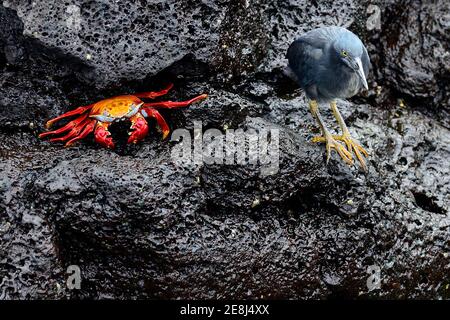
312 133 353 166
313 133 368 171
337 133 368 171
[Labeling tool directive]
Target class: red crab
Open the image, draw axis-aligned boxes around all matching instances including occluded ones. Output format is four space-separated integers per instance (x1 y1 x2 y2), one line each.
39 84 207 149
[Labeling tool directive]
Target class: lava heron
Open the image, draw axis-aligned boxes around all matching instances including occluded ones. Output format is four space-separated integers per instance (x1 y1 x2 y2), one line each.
287 26 370 170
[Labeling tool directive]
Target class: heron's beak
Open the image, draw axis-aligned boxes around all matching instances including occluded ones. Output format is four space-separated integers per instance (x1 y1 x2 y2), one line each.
355 57 368 90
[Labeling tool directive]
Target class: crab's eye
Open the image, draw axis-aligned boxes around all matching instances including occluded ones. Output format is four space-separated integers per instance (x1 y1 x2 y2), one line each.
341 50 348 57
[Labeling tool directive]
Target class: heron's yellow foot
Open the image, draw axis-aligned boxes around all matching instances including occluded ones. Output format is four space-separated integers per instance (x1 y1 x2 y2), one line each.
312 133 368 171
312 132 353 166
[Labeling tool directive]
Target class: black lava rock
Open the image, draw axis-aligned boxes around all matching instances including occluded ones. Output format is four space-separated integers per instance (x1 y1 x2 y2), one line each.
0 1 449 299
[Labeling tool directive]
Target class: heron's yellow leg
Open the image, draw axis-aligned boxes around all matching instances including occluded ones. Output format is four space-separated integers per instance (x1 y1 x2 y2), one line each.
313 100 369 171
309 100 353 166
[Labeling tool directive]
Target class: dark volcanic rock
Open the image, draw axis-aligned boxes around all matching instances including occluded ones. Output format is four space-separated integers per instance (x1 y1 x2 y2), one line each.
0 147 68 299
0 71 67 129
377 0 450 110
2 95 449 299
0 1 449 300
3 0 227 87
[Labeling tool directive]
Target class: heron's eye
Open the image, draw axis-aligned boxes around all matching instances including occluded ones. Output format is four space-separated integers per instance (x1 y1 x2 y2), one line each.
341 50 348 57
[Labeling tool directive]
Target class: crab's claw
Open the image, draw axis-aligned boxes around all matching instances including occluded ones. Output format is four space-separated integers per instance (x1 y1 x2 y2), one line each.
94 123 115 149
128 114 149 144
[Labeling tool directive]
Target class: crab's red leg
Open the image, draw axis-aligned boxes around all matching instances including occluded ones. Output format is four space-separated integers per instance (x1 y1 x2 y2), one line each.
133 83 174 99
141 93 208 109
94 122 115 149
65 120 96 147
48 117 91 143
39 113 88 139
45 104 93 129
141 108 170 139
127 113 149 144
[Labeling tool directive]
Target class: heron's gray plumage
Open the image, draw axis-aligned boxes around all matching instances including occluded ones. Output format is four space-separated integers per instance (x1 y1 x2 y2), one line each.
287 26 370 102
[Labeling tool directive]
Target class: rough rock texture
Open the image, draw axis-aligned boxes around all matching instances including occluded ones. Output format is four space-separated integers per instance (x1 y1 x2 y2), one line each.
1 1 449 299
0 158 67 299
2 0 228 87
377 1 450 127
377 0 450 112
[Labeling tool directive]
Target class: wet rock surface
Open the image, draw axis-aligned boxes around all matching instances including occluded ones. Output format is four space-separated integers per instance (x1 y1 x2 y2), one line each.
375 0 450 123
1 1 449 299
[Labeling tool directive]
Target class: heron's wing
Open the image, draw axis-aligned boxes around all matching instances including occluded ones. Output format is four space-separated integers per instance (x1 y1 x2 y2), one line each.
361 45 371 77
286 38 324 88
